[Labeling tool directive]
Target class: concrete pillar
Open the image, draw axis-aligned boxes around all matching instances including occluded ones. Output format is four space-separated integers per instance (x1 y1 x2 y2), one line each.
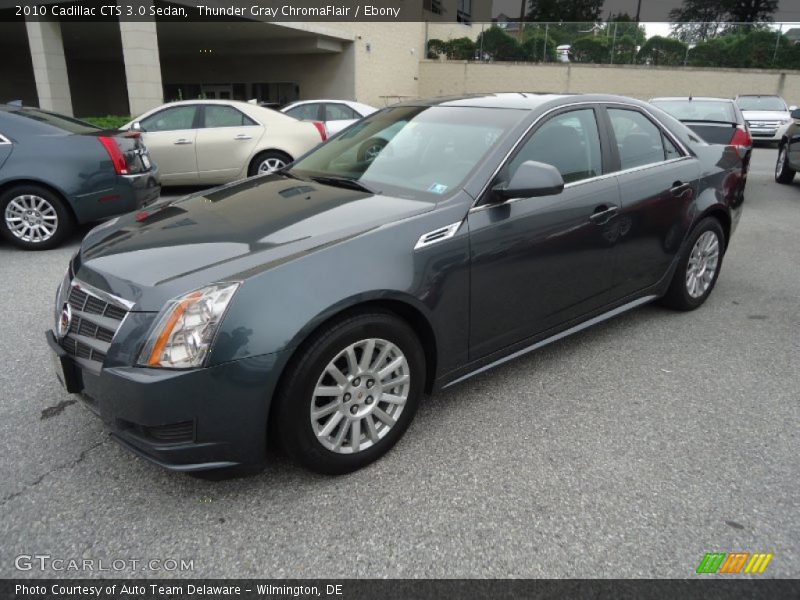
118 7 163 117
25 20 73 115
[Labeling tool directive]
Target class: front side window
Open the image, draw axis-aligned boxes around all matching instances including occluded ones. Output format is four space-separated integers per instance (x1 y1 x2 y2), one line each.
141 106 197 132
507 108 603 185
289 105 525 200
285 104 321 121
609 108 674 170
203 105 256 128
325 103 359 121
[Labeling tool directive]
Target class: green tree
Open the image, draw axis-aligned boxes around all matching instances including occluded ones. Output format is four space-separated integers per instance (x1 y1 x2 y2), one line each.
445 37 476 60
526 0 604 22
570 36 610 63
427 38 447 59
637 36 688 66
476 26 524 61
520 30 557 62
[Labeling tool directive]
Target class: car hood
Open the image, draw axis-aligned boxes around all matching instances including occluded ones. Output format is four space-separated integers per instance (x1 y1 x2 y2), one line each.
74 175 434 311
740 110 789 120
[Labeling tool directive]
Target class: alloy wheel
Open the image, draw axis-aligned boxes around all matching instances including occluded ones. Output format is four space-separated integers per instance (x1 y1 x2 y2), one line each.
258 157 286 174
685 230 720 298
4 194 59 243
310 338 410 454
777 147 787 178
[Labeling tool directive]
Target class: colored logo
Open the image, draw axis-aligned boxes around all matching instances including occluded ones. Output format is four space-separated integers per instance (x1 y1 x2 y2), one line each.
696 552 773 574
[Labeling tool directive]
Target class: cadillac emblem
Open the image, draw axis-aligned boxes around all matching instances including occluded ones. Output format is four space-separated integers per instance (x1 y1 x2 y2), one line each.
57 303 72 339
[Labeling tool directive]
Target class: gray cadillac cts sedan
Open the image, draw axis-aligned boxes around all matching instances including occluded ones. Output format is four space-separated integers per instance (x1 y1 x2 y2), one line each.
48 94 746 475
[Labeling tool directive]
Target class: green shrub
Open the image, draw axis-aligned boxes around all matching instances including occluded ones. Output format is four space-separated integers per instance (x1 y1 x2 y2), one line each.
83 115 132 130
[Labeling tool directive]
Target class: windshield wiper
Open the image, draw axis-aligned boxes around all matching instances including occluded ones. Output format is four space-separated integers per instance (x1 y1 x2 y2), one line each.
309 175 380 195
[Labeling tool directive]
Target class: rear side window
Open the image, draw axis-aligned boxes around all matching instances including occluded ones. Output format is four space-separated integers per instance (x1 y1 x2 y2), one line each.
325 103 360 121
508 108 603 184
285 104 321 121
609 108 676 170
141 106 198 132
203 105 257 128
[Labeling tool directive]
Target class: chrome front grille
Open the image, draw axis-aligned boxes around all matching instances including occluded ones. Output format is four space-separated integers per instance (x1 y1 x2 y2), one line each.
58 281 130 372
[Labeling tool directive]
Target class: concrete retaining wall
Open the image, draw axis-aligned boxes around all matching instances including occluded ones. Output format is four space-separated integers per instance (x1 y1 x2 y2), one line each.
419 60 800 104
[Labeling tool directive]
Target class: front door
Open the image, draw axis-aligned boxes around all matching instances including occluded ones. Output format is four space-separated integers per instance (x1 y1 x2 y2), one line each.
468 106 621 360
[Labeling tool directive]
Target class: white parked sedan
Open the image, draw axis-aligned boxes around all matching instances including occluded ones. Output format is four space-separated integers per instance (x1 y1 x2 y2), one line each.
123 100 326 185
281 100 378 135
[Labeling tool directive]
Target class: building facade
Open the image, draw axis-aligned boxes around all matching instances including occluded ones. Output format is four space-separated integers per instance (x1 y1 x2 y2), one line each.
0 0 488 117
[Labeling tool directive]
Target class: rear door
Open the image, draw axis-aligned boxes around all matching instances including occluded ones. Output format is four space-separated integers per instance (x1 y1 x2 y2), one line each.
139 105 200 184
604 105 701 297
195 104 262 183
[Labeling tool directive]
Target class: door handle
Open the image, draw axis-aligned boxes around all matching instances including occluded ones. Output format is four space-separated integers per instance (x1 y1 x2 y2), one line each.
174 139 193 145
589 205 619 224
671 181 692 196
234 134 252 140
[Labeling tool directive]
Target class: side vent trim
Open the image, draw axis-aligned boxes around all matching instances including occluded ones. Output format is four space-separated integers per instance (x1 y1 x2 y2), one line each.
414 222 462 250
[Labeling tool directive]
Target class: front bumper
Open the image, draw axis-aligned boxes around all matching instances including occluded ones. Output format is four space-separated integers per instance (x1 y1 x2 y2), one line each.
46 330 280 471
747 123 791 142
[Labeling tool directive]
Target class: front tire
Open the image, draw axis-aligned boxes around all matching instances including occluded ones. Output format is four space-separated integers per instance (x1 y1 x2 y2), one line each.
660 218 725 311
272 311 425 475
0 184 73 250
775 144 796 184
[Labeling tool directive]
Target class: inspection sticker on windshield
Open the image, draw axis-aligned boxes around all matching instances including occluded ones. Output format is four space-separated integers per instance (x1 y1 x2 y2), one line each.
427 183 448 194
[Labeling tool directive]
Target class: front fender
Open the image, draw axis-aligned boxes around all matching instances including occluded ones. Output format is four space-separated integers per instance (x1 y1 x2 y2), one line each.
207 202 472 381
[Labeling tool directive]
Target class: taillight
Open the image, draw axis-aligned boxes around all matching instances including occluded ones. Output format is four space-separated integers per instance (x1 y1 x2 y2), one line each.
98 136 128 175
311 121 327 141
730 126 751 148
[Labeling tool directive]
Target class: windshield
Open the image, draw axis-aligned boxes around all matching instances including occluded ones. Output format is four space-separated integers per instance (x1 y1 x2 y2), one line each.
651 100 736 123
288 105 526 200
736 96 787 112
13 108 100 134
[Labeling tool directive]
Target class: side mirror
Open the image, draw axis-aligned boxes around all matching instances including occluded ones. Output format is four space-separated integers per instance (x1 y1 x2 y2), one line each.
491 160 565 201
131 121 143 132
790 108 800 120
789 105 798 111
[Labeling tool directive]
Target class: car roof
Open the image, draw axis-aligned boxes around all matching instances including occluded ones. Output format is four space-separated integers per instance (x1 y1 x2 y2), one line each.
392 92 652 110
735 94 783 98
650 97 734 103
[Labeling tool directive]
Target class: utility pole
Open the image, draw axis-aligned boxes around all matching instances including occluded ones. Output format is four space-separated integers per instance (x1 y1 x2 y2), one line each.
773 23 783 63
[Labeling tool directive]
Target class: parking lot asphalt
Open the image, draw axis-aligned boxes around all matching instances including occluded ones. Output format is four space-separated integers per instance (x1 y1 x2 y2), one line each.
0 147 798 579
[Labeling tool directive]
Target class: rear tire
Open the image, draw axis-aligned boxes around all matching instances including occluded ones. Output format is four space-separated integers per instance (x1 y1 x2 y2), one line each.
775 144 796 184
0 184 73 250
660 218 725 311
248 151 292 177
272 311 425 475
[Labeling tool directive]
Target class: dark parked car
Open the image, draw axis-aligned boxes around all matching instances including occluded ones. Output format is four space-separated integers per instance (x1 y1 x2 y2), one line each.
649 97 752 172
47 94 746 475
775 107 800 184
0 104 160 250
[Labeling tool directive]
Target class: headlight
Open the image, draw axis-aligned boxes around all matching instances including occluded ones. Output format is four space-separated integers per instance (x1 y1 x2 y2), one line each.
138 282 240 369
782 117 792 124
